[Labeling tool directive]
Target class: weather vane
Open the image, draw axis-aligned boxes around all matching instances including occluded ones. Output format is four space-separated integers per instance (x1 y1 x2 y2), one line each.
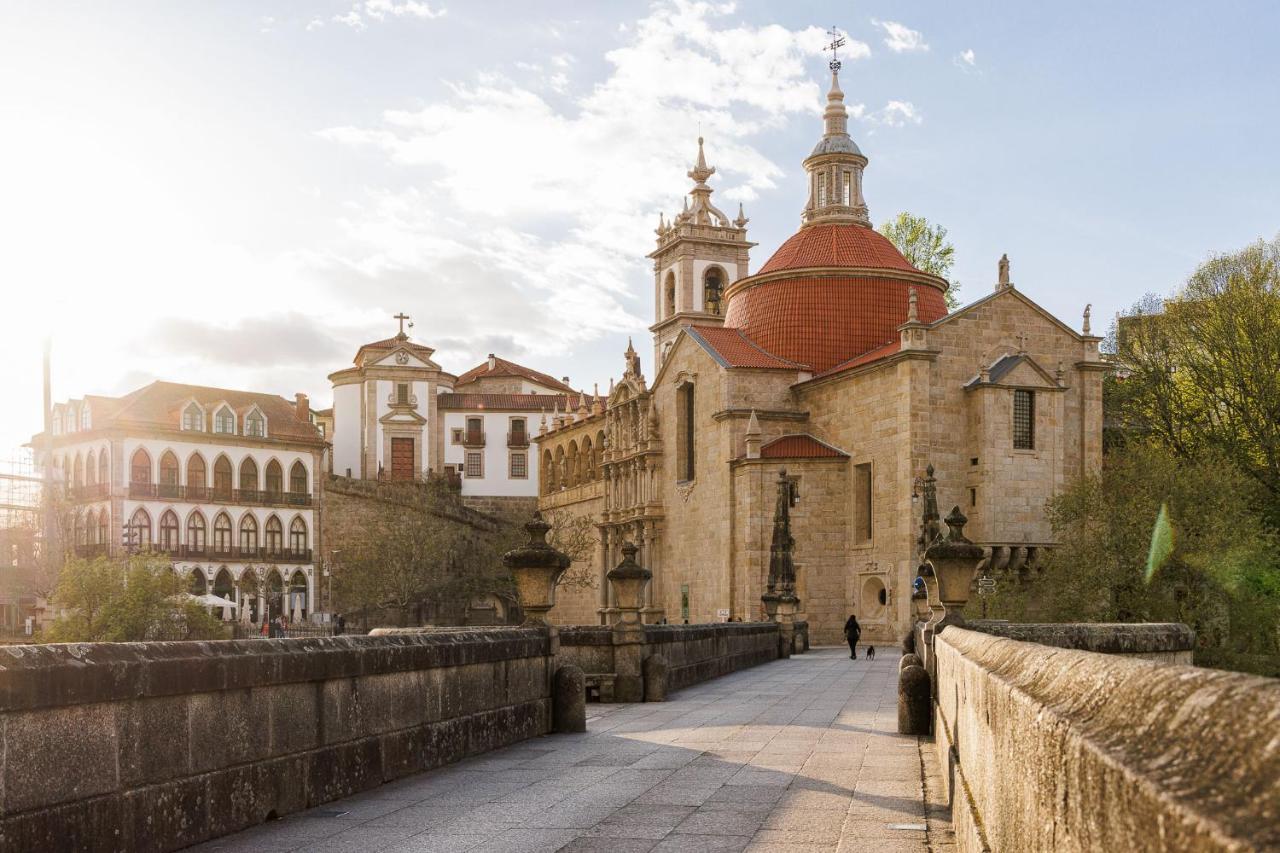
826 25 846 72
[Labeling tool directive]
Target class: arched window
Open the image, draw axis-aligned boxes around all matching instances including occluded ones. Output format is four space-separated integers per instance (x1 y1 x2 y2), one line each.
159 451 180 497
239 514 258 553
187 454 207 499
213 567 235 601
86 450 96 486
129 508 152 550
73 454 84 488
541 450 555 495
265 460 283 498
187 511 207 554
239 457 258 494
159 510 180 552
245 410 265 438
676 381 695 482
130 448 151 485
71 511 82 547
289 461 307 496
703 267 725 315
189 569 207 595
214 406 235 434
182 403 204 431
213 456 233 500
288 570 308 620
96 509 107 545
289 517 308 555
582 437 594 481
97 451 109 487
264 515 283 556
212 513 233 554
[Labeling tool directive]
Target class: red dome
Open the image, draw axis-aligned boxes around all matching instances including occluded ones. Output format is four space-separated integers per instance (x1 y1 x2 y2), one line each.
758 223 919 275
722 224 949 374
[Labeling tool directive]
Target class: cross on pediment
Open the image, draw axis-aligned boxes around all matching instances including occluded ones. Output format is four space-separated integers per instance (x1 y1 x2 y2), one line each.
394 312 412 338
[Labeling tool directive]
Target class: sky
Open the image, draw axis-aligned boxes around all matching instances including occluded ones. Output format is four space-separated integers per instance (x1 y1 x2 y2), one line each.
1 0 1278 455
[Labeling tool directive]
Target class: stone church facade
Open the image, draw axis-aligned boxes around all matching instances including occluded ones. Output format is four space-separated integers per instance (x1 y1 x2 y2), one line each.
537 69 1106 645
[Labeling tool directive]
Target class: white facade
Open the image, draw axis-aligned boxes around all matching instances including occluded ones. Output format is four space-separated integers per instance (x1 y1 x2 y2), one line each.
441 410 539 497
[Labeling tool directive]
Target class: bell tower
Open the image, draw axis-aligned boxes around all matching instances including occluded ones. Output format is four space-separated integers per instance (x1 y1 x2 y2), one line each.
647 137 754 370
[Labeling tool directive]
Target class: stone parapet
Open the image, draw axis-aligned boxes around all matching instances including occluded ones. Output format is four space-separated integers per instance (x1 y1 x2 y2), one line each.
964 620 1195 663
0 630 553 852
933 627 1280 853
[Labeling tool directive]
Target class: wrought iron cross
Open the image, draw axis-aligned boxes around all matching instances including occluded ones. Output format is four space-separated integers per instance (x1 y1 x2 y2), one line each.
394 312 411 336
826 26 846 71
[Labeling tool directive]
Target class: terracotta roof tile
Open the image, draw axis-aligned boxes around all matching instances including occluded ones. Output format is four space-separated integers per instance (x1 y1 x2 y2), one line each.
686 326 810 370
759 434 849 459
104 381 322 442
723 275 947 373
438 392 584 411
812 340 903 379
353 336 436 365
758 223 919 275
454 356 575 393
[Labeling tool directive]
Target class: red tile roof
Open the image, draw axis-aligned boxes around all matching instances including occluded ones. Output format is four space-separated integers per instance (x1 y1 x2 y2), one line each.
759 434 849 459
758 223 919 275
723 274 947 374
438 393 585 412
353 335 436 365
812 340 904 379
79 381 323 442
686 326 810 370
454 355 575 393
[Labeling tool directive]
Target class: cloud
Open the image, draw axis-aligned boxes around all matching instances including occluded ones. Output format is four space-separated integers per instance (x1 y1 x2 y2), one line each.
874 20 929 53
316 2 839 365
871 100 922 127
333 0 446 30
142 313 351 369
955 48 977 70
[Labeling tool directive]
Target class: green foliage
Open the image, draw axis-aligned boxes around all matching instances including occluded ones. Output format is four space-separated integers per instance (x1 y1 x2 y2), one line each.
990 445 1280 675
1109 237 1280 525
45 553 225 642
878 211 961 308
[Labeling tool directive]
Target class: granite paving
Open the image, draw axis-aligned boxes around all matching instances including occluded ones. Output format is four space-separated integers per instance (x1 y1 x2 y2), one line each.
187 647 954 853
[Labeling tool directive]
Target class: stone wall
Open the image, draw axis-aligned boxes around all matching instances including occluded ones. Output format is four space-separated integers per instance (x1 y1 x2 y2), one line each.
460 494 540 519
932 627 1280 853
558 621 782 697
0 630 553 853
963 620 1195 663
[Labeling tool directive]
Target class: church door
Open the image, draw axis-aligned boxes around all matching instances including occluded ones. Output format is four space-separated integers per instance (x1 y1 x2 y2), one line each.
390 437 415 481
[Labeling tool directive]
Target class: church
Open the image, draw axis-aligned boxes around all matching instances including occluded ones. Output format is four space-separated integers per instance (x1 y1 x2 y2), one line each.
535 66 1106 645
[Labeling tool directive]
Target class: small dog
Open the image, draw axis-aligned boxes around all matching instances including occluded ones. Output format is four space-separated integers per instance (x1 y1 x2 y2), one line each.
865 645 876 661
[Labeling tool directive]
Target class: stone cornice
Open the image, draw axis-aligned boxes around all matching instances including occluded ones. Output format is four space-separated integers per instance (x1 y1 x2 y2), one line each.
724 264 949 303
711 408 809 423
793 349 939 393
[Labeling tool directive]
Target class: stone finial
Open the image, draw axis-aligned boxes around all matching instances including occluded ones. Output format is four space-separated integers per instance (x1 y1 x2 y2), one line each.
980 362 991 383
577 391 588 418
502 511 571 626
608 376 615 397
607 541 652 626
734 202 749 228
745 409 762 459
646 401 659 439
997 254 1011 290
1056 361 1066 385
1083 303 1092 335
539 409 548 436
907 287 919 323
924 506 986 630
592 383 603 415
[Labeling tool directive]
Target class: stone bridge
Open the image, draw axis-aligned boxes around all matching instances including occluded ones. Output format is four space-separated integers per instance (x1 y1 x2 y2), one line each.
1 617 1276 853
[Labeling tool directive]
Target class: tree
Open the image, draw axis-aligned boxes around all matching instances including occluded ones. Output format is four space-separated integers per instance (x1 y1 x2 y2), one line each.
44 553 225 642
544 508 599 589
878 211 961 308
987 445 1280 676
1109 236 1280 524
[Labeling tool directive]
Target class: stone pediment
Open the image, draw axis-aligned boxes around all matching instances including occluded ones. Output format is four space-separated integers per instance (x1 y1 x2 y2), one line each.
965 353 1062 391
372 348 436 370
378 408 428 425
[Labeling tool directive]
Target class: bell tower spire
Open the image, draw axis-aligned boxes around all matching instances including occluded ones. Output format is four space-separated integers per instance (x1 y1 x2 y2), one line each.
802 27 870 228
647 135 755 370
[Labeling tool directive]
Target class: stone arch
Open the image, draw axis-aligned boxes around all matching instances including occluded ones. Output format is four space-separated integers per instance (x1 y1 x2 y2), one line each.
130 447 152 485
264 514 284 557
238 512 259 553
212 511 233 554
581 436 595 481
85 449 96 486
289 461 308 495
186 509 207 553
189 567 208 595
703 264 727 315
541 449 556 494
289 516 308 555
553 446 566 491
186 452 207 491
264 458 284 497
239 456 259 492
129 507 152 549
213 567 235 600
158 509 180 551
97 449 109 486
159 450 180 494
860 576 887 621
566 441 580 487
73 453 84 488
287 569 308 621
213 454 233 498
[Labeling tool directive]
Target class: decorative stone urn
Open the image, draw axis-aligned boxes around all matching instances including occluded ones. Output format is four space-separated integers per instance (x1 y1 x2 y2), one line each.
502 512 571 626
607 542 652 626
924 506 986 630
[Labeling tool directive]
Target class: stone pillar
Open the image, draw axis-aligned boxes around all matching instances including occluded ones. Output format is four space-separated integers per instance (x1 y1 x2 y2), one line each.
607 541 652 702
924 507 985 632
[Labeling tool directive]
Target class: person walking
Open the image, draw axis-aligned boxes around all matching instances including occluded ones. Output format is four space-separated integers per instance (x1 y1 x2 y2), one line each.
335 613 346 636
844 613 861 659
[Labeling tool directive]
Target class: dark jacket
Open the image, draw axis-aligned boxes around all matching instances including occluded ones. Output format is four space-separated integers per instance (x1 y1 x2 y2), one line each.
844 616 861 639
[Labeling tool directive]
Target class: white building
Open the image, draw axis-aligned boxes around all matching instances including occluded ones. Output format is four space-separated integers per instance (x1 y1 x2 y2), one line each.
329 324 592 502
40 381 325 623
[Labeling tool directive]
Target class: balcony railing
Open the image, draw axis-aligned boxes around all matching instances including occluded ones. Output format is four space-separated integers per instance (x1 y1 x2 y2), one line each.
507 431 529 448
157 544 313 563
123 484 313 508
462 430 486 448
67 483 110 502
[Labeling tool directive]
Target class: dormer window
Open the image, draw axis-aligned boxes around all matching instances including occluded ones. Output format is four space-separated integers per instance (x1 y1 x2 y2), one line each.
182 403 204 431
214 406 236 435
245 410 265 438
